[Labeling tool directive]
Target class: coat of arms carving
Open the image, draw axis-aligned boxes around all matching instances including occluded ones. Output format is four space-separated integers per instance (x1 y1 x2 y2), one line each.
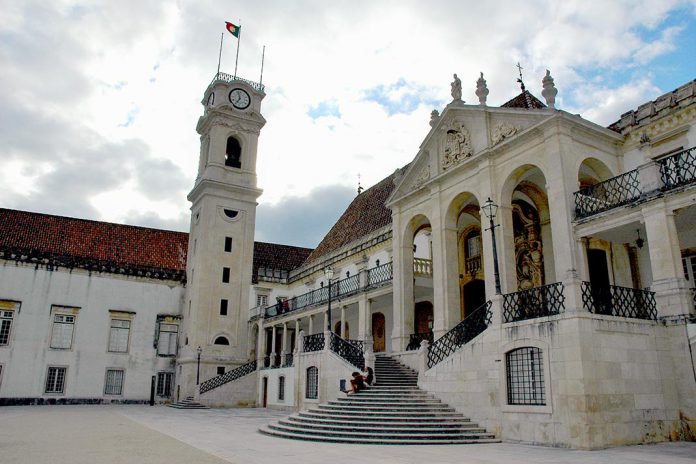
441 121 472 170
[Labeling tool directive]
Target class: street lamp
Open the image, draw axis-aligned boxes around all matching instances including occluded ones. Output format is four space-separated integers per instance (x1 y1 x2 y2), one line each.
196 346 202 385
325 267 334 332
481 197 502 295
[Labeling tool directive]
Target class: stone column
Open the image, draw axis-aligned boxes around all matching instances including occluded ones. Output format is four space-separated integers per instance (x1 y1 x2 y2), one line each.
256 320 265 366
391 211 414 351
643 202 693 317
430 189 459 338
270 325 277 367
340 306 347 338
309 314 314 335
280 322 288 366
358 295 372 340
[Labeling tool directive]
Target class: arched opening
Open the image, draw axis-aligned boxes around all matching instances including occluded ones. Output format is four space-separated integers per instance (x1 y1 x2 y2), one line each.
451 197 484 320
578 157 614 190
371 313 385 352
213 336 230 345
306 366 318 399
334 321 349 339
225 136 242 168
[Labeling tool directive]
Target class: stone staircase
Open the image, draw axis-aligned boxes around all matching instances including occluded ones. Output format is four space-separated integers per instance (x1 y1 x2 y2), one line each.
167 396 209 409
259 354 498 444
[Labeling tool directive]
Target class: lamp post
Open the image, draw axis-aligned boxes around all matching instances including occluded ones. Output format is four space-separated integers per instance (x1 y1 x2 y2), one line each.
196 346 202 385
481 197 502 295
325 267 334 332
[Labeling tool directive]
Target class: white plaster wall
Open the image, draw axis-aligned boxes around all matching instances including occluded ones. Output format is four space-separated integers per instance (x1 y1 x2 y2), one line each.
0 263 184 402
199 370 257 408
295 349 358 411
258 367 294 410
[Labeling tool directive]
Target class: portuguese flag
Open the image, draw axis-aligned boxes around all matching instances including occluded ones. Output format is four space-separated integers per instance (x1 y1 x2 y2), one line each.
225 21 240 38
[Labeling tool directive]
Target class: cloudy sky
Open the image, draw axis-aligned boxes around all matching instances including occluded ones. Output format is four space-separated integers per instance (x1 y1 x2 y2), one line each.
1 1 695 248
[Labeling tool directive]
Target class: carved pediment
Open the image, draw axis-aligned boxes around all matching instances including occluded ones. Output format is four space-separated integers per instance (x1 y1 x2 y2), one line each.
441 120 472 170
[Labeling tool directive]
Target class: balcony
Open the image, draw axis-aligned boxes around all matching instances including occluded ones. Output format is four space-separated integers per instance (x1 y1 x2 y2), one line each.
503 282 566 323
414 258 433 277
659 147 696 191
581 282 657 321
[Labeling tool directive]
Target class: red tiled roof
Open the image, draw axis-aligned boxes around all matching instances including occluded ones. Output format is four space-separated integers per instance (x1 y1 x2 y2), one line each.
501 90 546 109
0 208 188 280
253 242 313 283
304 170 399 264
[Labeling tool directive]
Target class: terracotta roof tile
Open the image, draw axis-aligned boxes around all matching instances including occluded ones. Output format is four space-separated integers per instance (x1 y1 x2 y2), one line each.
252 242 313 283
501 90 546 109
304 171 398 264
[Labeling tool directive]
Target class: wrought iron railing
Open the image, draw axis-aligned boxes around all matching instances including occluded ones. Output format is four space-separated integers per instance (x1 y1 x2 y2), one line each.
581 282 657 321
659 147 696 191
329 332 365 370
414 258 433 276
282 353 294 367
199 360 257 394
427 301 492 368
346 339 365 351
210 72 265 93
465 256 481 275
262 355 271 368
367 262 393 288
303 333 325 352
264 262 393 318
574 169 641 219
406 332 434 351
503 282 565 323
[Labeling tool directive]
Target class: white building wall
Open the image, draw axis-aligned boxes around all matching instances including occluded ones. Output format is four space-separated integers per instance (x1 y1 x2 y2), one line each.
0 263 184 403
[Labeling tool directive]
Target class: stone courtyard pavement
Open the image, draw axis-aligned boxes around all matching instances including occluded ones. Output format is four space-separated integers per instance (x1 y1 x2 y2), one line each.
1 405 695 464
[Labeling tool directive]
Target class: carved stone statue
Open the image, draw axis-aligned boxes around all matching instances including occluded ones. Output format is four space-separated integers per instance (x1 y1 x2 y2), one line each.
475 72 489 106
541 69 558 109
430 109 440 128
451 73 462 101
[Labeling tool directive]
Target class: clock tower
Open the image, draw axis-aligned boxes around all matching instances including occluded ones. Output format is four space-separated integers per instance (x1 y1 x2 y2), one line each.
178 73 265 397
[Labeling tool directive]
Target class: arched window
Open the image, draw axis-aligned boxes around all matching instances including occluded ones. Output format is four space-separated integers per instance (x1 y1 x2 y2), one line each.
225 137 242 168
465 230 481 259
306 366 318 399
278 376 285 401
213 336 230 345
506 347 545 405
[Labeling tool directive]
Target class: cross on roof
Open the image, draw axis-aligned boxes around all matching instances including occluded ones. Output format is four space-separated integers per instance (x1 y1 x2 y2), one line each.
516 62 526 92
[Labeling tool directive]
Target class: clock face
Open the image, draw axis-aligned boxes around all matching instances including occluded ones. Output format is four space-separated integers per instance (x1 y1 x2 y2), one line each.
229 88 250 109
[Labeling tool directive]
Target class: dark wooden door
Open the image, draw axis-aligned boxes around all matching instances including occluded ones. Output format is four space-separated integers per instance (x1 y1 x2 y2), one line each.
463 279 486 318
372 313 385 352
588 249 612 314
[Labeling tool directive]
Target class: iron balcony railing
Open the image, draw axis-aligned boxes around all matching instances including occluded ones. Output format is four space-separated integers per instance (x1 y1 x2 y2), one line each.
503 282 566 323
427 301 492 368
659 147 696 191
329 332 365 370
303 333 325 352
264 262 393 318
581 282 657 321
210 72 265 93
406 332 434 351
199 360 257 394
574 169 641 219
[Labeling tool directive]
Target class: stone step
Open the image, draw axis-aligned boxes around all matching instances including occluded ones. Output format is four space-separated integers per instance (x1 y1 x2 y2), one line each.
286 415 475 427
281 419 487 434
297 410 468 421
329 399 444 407
267 422 495 440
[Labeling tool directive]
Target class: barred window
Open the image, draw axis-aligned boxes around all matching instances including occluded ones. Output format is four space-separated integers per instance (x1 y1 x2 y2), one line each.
108 319 131 353
306 366 318 399
50 314 76 349
506 347 545 405
157 372 173 397
0 310 14 346
157 323 178 356
278 376 285 401
45 366 66 394
104 369 124 395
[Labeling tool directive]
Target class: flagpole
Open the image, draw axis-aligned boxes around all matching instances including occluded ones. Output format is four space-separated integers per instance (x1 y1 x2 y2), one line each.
233 21 242 79
216 33 224 76
259 45 266 86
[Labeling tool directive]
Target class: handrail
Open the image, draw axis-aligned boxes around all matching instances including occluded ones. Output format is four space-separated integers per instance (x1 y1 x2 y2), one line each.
573 169 641 219
303 333 325 352
427 301 492 368
502 282 565 322
210 72 265 93
658 146 696 191
329 332 365 370
199 360 257 394
580 281 657 321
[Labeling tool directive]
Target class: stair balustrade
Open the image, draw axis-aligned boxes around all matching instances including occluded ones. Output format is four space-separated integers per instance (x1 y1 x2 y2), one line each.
329 332 365 370
427 301 492 368
199 359 257 394
303 333 325 352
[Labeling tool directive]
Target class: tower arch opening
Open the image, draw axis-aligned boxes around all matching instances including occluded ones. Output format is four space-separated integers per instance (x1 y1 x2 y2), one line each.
225 136 242 168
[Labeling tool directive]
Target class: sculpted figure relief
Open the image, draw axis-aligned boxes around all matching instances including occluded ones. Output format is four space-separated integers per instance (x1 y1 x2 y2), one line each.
491 121 518 145
442 121 472 170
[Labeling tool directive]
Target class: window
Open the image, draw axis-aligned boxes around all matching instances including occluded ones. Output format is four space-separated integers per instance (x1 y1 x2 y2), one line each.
506 347 545 406
256 294 268 307
224 237 233 252
50 314 75 349
217 366 225 376
220 299 228 316
157 372 173 397
45 366 66 394
214 336 229 345
467 233 481 258
278 376 285 401
108 319 131 353
157 323 178 356
0 309 14 346
306 366 318 399
104 369 124 395
225 136 242 168
222 267 230 283
683 255 696 281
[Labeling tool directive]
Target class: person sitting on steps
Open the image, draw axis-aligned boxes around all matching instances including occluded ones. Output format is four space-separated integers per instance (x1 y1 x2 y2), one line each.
362 366 374 386
346 371 366 394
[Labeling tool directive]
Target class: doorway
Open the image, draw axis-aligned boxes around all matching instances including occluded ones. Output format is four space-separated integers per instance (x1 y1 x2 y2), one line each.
462 280 486 319
262 377 268 408
414 301 433 334
372 313 385 352
587 248 612 315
